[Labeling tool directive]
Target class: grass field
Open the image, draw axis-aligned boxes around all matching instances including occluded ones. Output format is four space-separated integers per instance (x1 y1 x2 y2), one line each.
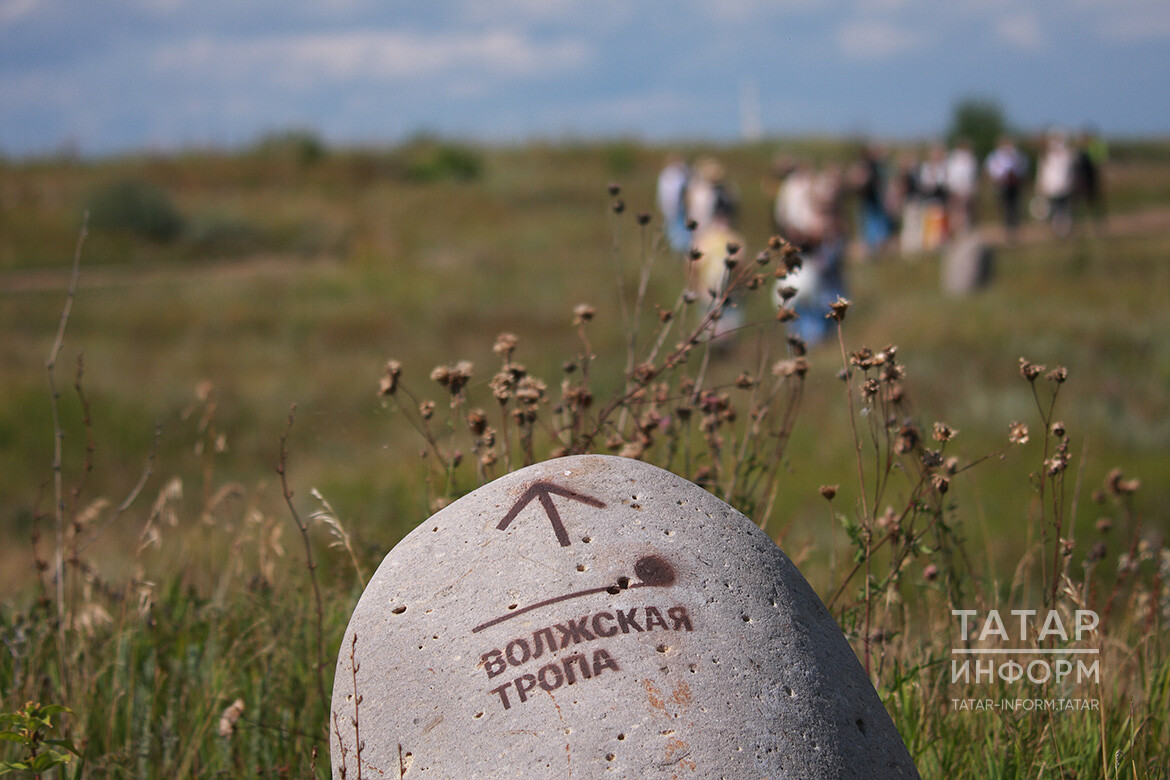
1 136 1168 777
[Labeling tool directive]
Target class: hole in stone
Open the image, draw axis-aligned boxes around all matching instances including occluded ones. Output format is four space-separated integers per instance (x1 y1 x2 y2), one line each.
664 529 674 536
617 733 626 741
742 615 751 622
582 535 593 543
391 605 407 614
577 564 587 572
605 753 615 762
856 717 866 735
784 685 794 697
617 576 631 589
474 711 484 719
656 644 668 654
606 585 620 595
688 664 698 673
432 526 439 532
507 603 518 610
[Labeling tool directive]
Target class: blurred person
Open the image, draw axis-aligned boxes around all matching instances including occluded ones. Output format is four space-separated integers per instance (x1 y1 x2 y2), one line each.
1036 128 1075 237
656 154 692 252
945 138 979 234
773 160 846 346
1073 128 1107 229
689 196 746 346
686 156 738 237
891 149 924 254
851 143 893 259
985 135 1029 241
917 142 949 250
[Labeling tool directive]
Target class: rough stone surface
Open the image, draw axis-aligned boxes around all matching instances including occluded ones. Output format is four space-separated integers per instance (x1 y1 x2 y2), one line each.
331 455 920 779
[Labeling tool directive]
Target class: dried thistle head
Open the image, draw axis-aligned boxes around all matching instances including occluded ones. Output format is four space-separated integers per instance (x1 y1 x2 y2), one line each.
448 361 473 394
466 408 487 436
430 364 451 387
819 484 838 501
378 360 402 396
932 422 958 442
1046 366 1068 384
827 296 851 322
775 307 797 323
1105 467 1141 496
894 422 920 454
1008 421 1030 444
1019 357 1045 382
573 303 596 325
492 333 518 360
489 371 513 404
515 376 547 408
773 357 809 378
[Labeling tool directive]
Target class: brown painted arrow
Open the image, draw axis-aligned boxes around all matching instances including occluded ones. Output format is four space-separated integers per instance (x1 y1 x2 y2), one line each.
496 481 606 546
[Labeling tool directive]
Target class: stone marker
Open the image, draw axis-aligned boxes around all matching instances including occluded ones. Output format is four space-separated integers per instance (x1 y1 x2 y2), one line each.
331 454 920 779
940 232 994 296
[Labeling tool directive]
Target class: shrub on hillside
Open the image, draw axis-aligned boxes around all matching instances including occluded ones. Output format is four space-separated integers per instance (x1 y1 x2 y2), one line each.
85 179 184 243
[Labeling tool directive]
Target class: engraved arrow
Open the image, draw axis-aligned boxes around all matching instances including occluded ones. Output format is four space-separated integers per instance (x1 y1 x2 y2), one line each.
496 481 606 547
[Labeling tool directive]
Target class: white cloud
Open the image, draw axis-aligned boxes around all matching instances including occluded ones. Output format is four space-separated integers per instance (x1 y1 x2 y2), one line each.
837 20 921 59
154 29 591 88
994 12 1046 50
0 0 47 24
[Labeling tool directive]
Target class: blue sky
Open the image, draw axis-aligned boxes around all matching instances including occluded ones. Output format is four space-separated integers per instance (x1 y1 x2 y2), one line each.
2 0 1169 156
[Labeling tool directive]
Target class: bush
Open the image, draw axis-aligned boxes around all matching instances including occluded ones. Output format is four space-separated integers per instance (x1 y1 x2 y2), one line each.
401 138 483 183
85 179 184 243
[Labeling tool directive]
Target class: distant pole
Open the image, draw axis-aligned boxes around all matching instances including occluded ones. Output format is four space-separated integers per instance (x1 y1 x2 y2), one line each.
740 79 763 142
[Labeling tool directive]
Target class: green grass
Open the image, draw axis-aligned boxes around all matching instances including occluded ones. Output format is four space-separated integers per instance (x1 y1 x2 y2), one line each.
2 138 1169 777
